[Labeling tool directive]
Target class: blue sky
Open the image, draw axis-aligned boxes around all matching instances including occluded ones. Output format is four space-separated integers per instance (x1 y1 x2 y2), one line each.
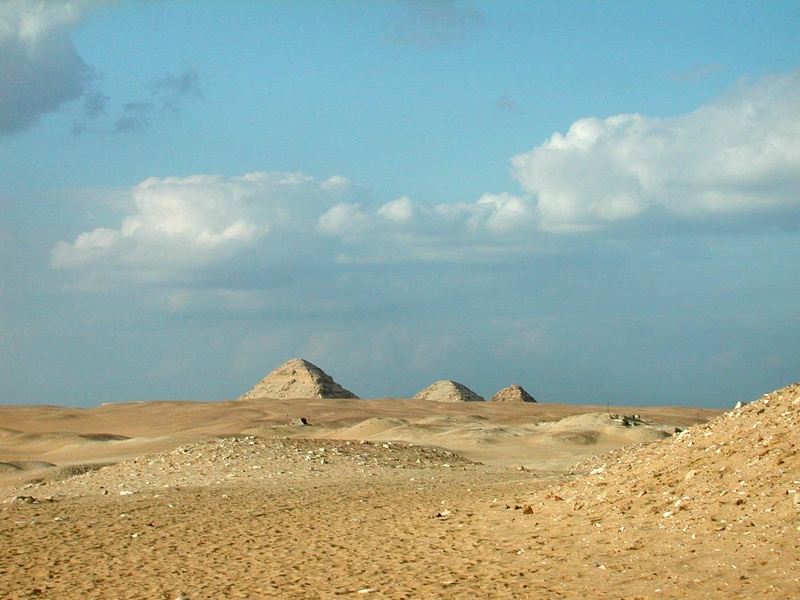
2 0 799 408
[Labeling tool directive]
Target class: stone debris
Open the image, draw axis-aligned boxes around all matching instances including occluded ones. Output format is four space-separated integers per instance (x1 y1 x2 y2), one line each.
489 385 536 403
7 436 476 499
413 380 485 403
238 358 359 400
3 495 38 504
535 382 800 538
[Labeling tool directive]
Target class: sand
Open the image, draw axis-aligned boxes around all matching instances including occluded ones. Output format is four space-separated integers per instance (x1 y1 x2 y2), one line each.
1 386 798 599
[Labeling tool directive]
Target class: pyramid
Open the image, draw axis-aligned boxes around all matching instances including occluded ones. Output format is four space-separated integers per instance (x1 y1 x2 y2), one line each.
413 380 485 402
489 385 536 403
237 358 359 400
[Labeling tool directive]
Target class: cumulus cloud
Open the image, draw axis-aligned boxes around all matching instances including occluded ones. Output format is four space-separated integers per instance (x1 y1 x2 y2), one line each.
512 70 800 233
0 0 98 136
52 167 540 287
378 196 414 223
312 191 537 266
470 193 535 232
52 172 364 286
52 71 800 291
317 203 369 235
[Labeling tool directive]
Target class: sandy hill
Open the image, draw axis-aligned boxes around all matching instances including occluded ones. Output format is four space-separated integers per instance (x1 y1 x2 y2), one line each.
497 382 800 596
545 382 800 519
490 384 536 403
237 358 358 400
413 380 485 402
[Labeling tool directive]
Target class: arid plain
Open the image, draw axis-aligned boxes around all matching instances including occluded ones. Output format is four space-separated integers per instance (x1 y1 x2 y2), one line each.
2 361 799 599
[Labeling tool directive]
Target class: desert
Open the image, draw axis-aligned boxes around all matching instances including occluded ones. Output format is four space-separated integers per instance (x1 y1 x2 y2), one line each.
1 360 798 599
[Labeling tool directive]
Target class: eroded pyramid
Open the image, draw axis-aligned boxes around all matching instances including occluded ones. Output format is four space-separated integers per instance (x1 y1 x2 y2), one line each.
413 380 485 402
489 385 536 403
238 358 359 400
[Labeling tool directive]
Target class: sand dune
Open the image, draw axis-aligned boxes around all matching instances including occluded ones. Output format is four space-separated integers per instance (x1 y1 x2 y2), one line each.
4 386 800 598
0 396 721 489
333 416 411 438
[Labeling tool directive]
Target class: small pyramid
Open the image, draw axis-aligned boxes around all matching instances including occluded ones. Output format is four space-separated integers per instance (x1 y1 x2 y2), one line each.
413 380 485 402
238 358 359 400
489 385 536 403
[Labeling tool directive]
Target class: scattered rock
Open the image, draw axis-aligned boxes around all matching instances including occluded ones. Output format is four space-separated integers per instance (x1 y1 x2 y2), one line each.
3 495 37 504
544 382 800 539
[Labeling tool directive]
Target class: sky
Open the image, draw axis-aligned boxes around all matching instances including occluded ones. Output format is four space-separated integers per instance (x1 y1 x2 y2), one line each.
1 0 799 409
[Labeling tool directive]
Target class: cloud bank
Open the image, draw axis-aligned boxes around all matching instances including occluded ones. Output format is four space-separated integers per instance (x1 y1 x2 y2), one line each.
513 71 800 233
53 70 800 291
0 0 98 135
52 172 364 286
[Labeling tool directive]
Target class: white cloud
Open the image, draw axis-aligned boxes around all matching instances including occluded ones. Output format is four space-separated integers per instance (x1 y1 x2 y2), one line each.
471 192 535 232
378 196 414 224
52 172 364 285
316 191 535 264
0 0 98 135
52 166 542 289
512 70 800 232
317 203 369 235
51 71 800 291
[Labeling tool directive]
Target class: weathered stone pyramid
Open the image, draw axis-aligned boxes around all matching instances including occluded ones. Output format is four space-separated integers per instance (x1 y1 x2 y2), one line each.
413 380 485 402
238 358 359 400
489 384 536 403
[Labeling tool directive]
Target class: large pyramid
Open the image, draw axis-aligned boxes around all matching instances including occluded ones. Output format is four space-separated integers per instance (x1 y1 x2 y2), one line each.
489 385 536 403
237 358 359 400
413 380 485 402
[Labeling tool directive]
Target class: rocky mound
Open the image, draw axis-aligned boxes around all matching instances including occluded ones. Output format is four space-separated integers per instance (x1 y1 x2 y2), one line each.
414 380 484 403
534 382 800 533
489 385 536 403
238 358 359 400
9 437 474 499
